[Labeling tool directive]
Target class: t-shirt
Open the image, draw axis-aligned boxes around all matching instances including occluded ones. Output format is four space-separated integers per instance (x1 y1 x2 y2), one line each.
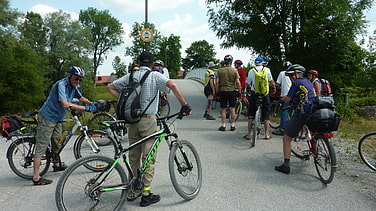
276 71 292 97
217 66 240 92
287 77 315 117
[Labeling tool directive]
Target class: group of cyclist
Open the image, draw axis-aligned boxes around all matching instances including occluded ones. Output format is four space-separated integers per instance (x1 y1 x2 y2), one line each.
204 55 331 175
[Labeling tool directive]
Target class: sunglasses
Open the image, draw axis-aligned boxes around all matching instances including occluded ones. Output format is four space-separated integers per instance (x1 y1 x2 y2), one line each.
74 77 82 82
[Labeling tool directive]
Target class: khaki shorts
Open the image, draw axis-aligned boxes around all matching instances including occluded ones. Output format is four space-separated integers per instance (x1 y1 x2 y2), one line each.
34 114 62 157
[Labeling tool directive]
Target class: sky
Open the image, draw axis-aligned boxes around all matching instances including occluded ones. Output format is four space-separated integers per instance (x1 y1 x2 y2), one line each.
9 0 376 76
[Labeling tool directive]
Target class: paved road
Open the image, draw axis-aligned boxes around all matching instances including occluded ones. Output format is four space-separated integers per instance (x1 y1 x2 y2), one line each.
0 79 375 210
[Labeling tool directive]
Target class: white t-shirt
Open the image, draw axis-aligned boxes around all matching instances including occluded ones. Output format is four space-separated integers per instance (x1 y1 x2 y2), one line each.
276 71 292 97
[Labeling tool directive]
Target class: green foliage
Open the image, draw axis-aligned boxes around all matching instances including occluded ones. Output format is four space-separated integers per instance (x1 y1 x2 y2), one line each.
112 56 127 78
154 34 182 79
182 40 217 70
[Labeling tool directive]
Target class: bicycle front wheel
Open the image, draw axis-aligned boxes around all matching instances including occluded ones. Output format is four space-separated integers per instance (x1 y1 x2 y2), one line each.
358 132 376 171
314 137 336 184
55 155 127 211
234 99 242 121
7 137 50 180
169 140 202 200
87 113 117 146
251 107 261 147
269 101 281 129
73 130 119 171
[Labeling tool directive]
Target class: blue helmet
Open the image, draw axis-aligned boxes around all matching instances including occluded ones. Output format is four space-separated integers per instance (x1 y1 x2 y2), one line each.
69 66 85 77
255 57 265 65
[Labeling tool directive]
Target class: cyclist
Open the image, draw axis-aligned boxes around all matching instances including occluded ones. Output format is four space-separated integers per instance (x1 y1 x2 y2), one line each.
244 57 275 140
216 54 242 131
274 64 315 174
273 61 293 136
307 69 321 95
203 61 216 120
234 59 247 92
107 51 191 207
33 66 96 185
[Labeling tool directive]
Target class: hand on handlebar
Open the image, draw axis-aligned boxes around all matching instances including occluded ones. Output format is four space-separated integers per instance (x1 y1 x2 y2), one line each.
85 103 97 112
178 104 191 119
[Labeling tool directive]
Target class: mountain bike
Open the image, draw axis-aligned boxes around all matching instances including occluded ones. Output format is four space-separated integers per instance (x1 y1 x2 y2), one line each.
250 93 264 147
6 110 118 180
291 124 337 184
234 91 250 121
358 132 376 171
158 91 170 119
55 112 202 210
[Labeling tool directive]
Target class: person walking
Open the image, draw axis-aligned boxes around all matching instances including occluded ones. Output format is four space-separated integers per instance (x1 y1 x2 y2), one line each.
107 51 191 207
272 61 293 136
32 66 96 185
244 57 275 140
274 64 315 174
216 55 242 131
203 61 216 120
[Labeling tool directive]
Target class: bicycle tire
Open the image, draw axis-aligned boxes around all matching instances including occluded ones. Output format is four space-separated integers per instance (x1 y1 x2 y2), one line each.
234 99 242 121
291 129 310 159
168 140 202 200
7 137 50 180
87 113 118 145
55 155 127 211
358 132 376 171
158 98 171 119
314 137 336 184
269 101 281 129
73 130 119 171
251 106 261 147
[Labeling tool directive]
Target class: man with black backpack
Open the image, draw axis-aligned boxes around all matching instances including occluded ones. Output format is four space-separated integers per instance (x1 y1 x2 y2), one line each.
106 51 191 207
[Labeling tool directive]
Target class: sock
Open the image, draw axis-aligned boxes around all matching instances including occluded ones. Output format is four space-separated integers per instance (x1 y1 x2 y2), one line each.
284 159 290 167
230 122 235 127
222 123 226 127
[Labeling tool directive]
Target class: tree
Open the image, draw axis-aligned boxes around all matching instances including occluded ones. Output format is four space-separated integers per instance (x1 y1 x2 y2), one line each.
154 34 182 79
207 0 374 90
112 56 127 77
182 40 216 70
79 7 124 84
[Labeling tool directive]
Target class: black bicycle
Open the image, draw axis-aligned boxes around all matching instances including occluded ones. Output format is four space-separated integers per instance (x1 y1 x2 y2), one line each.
55 112 202 210
358 132 376 171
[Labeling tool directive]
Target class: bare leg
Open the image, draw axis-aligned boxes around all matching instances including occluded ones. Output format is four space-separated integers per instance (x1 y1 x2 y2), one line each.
264 120 271 138
33 157 41 181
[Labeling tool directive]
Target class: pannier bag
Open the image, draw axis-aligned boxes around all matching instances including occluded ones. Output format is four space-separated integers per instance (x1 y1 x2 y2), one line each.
308 108 341 132
1 115 24 137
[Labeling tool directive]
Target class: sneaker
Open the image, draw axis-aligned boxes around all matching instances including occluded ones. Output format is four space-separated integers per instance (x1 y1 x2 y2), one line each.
203 113 208 118
206 114 216 120
140 193 160 207
272 128 284 136
275 164 290 174
230 126 236 131
218 126 226 131
33 177 53 185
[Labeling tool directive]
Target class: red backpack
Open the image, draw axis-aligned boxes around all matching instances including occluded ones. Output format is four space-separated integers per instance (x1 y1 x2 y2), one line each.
320 78 332 96
1 115 24 137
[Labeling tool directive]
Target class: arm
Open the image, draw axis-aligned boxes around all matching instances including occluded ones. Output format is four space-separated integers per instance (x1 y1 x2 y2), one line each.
106 82 120 98
235 78 242 93
209 78 216 95
166 80 188 106
59 100 87 111
314 81 321 95
282 95 291 103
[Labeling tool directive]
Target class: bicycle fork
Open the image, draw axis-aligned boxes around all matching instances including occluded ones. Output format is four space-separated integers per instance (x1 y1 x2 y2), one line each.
173 139 193 175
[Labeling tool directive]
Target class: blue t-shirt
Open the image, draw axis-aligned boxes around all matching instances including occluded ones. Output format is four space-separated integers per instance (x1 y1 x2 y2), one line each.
39 77 83 123
287 77 315 117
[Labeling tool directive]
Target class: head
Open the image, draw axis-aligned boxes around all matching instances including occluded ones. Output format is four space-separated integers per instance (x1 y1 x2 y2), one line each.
283 61 293 70
234 60 243 68
255 57 267 66
68 66 85 87
285 64 306 82
132 64 140 72
154 59 164 70
307 69 318 81
208 61 215 69
220 60 225 67
224 54 233 65
138 51 155 67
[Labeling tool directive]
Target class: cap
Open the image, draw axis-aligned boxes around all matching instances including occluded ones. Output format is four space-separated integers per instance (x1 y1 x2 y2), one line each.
138 51 154 63
208 61 215 68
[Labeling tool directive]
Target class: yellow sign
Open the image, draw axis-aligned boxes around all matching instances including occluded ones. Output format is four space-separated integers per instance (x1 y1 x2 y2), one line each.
140 29 153 42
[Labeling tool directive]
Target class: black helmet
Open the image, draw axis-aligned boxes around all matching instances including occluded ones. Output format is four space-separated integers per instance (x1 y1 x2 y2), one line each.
285 64 305 76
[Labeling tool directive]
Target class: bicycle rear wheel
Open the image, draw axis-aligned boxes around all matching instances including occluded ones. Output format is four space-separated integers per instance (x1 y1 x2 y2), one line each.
87 113 119 145
168 140 202 200
55 155 127 211
314 137 336 184
291 129 310 159
234 99 242 121
251 107 261 147
269 101 281 129
7 137 50 180
358 132 376 171
73 130 119 171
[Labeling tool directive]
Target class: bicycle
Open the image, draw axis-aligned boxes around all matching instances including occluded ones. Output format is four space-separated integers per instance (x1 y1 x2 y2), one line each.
158 91 171 119
6 110 119 180
250 92 265 147
290 124 337 184
55 112 202 210
358 132 376 171
234 90 251 121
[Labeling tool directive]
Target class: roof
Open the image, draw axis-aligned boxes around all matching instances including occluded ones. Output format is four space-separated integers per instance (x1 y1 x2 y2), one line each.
95 75 118 84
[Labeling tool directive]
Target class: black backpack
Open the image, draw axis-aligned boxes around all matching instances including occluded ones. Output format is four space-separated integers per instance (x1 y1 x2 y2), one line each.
116 70 156 123
307 95 341 132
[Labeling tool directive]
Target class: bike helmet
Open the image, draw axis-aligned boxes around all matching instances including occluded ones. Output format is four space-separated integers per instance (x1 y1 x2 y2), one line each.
255 57 265 65
307 69 319 77
283 61 293 69
234 59 243 65
224 54 233 63
69 66 85 77
285 64 306 76
155 59 164 66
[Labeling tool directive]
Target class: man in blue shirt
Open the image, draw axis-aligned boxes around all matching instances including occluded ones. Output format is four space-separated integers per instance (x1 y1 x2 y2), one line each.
275 64 315 174
32 66 96 185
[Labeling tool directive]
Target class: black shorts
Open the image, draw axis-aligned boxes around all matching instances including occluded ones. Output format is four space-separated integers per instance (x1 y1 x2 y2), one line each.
247 94 270 120
204 85 213 98
219 91 237 108
285 115 308 138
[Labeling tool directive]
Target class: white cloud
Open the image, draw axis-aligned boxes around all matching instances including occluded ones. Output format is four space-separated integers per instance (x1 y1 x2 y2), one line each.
30 4 79 20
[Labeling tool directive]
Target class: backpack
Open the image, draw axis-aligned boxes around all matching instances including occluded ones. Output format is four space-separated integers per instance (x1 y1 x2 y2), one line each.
307 95 341 132
252 67 269 96
319 78 332 96
116 70 156 123
1 115 24 137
